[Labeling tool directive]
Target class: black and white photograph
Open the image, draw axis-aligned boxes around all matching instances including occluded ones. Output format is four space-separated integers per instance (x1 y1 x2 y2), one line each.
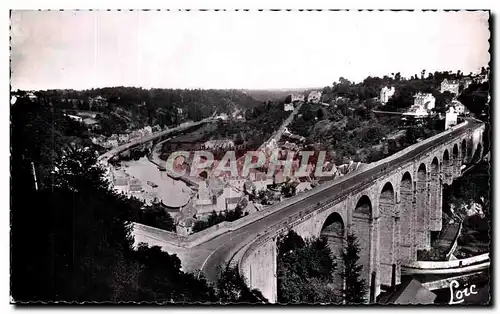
9 9 491 305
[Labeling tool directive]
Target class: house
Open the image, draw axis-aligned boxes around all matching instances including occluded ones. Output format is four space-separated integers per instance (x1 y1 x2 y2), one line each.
225 197 242 211
243 180 256 194
294 181 312 193
104 139 119 149
402 106 430 119
203 139 235 150
440 79 460 95
83 118 99 129
291 93 305 103
413 92 435 111
445 106 458 130
26 91 38 101
282 131 306 143
65 114 83 123
451 100 466 115
282 141 298 151
234 114 245 121
307 91 322 103
176 216 195 236
461 77 473 90
88 96 107 108
118 134 130 144
380 86 396 104
217 113 229 120
284 103 294 112
129 178 142 192
143 126 153 135
216 186 244 211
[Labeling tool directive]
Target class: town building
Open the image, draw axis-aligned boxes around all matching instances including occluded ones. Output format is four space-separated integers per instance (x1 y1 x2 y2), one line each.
402 106 430 119
440 79 460 95
461 77 473 90
307 91 322 103
118 134 130 144
284 103 294 112
143 125 153 135
26 91 38 101
65 114 83 123
379 86 396 104
402 92 436 119
216 113 229 120
88 96 107 109
451 100 466 116
291 94 305 103
445 106 458 130
83 118 100 130
234 114 245 121
176 217 195 236
474 74 489 84
129 178 143 192
413 92 435 111
203 139 235 150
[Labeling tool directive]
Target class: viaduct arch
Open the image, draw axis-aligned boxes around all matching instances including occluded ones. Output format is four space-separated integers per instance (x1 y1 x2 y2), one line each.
230 122 486 303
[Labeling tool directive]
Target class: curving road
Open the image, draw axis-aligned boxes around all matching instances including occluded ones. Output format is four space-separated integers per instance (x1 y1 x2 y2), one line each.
174 118 484 281
98 117 214 163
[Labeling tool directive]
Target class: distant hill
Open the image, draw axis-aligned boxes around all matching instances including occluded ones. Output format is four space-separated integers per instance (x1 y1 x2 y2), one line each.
22 87 264 135
240 88 321 102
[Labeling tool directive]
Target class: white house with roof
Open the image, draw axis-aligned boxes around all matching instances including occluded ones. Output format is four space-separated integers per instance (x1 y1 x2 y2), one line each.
402 106 430 119
284 103 294 112
413 92 435 111
445 106 458 130
403 93 435 119
461 77 473 90
203 139 235 150
440 79 460 95
291 94 305 103
379 86 395 104
451 100 467 116
307 91 322 103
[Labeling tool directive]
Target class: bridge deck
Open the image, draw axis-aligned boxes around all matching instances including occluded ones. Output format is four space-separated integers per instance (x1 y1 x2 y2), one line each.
171 119 484 281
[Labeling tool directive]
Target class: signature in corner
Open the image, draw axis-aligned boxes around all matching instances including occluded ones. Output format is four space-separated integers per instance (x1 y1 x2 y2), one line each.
449 279 477 304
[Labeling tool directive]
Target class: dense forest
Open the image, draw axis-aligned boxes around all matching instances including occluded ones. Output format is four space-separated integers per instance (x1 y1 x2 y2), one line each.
19 88 263 136
277 230 367 304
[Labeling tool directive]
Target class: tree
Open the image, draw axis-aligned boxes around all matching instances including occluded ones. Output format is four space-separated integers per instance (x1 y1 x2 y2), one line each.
340 233 368 304
10 95 220 303
277 231 340 303
134 203 176 231
215 265 267 303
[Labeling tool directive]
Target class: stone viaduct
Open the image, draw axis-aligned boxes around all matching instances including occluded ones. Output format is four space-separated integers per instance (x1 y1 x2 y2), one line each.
236 121 486 303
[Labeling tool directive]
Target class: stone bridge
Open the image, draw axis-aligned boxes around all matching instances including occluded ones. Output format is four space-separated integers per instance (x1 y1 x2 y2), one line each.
130 118 486 304
235 119 485 303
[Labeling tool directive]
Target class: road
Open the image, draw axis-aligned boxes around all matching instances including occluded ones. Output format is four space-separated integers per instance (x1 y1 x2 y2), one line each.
176 119 483 281
98 117 214 163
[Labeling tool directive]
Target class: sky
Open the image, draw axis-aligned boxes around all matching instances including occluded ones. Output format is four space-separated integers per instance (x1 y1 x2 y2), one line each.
10 10 490 91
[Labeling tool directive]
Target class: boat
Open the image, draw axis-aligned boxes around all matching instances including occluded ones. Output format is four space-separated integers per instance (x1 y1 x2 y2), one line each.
147 181 158 188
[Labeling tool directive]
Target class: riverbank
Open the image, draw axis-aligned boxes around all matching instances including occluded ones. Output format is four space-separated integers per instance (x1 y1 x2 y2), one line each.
119 157 193 208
